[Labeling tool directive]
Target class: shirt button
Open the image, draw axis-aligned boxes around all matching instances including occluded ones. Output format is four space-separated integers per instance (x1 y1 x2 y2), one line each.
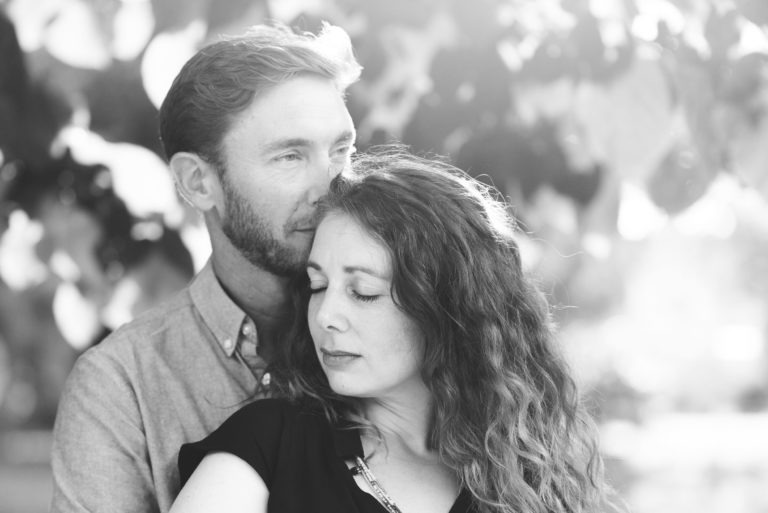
223 338 233 351
242 323 252 336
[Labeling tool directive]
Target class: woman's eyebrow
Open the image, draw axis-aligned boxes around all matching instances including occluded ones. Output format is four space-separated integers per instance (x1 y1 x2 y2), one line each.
343 265 386 279
307 261 388 279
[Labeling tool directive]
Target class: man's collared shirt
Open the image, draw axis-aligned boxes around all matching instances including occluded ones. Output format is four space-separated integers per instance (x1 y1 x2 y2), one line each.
51 261 268 513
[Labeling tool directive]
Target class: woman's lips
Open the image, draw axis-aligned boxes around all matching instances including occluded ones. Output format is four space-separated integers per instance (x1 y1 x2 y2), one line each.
320 348 361 367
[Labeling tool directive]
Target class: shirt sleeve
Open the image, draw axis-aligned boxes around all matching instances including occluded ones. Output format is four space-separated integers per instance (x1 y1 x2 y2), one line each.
50 340 159 513
178 399 292 489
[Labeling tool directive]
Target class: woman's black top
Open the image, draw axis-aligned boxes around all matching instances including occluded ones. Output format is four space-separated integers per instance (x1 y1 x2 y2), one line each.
178 398 473 513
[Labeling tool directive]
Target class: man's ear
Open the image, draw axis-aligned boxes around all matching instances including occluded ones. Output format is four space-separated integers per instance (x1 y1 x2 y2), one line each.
169 152 222 212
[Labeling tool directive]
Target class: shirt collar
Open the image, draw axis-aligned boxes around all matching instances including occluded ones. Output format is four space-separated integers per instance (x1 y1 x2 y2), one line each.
189 260 249 357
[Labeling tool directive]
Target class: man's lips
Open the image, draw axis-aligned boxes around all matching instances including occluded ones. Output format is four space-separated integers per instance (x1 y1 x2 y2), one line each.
292 215 320 232
292 226 317 236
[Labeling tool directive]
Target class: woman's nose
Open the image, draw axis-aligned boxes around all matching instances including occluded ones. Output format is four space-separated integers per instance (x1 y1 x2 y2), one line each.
313 291 348 333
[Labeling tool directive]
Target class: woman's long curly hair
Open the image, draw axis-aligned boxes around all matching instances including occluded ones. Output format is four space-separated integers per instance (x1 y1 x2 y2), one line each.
271 147 606 513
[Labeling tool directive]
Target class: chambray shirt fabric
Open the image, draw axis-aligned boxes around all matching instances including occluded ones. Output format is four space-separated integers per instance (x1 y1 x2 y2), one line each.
50 261 268 513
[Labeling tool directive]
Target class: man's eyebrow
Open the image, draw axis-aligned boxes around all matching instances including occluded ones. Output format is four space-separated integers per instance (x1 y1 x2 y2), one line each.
334 130 356 145
262 138 312 153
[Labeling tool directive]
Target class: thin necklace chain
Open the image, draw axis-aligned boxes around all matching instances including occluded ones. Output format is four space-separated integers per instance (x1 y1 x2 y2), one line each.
353 456 404 513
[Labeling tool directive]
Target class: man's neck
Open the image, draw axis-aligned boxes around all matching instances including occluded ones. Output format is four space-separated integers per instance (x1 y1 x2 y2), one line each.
210 249 292 332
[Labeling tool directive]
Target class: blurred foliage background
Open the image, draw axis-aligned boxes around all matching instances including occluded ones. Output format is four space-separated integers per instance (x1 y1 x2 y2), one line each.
1 0 768 512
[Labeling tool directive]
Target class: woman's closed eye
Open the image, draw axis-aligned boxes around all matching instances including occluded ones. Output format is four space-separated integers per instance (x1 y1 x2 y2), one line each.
351 290 379 303
308 280 327 294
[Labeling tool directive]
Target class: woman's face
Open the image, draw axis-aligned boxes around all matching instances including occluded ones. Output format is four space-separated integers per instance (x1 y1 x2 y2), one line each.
306 213 424 400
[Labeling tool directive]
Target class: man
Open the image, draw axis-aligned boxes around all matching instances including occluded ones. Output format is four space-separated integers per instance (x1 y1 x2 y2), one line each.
51 23 361 513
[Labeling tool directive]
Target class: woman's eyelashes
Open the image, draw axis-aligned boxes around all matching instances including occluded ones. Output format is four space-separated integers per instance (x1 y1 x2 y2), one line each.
351 290 379 303
308 281 326 294
307 281 380 303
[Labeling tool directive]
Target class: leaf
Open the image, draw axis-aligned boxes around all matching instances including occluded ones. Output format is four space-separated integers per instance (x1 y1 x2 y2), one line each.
646 142 715 215
574 55 677 184
729 110 768 199
735 0 768 27
43 0 112 70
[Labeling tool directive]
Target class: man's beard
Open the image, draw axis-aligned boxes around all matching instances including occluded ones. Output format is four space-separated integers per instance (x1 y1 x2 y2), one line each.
219 175 309 277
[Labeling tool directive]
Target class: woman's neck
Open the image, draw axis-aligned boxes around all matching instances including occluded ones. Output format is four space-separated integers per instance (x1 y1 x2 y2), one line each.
361 381 435 457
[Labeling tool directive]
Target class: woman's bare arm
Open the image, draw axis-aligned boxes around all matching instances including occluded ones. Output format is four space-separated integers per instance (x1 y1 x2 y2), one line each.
169 452 269 513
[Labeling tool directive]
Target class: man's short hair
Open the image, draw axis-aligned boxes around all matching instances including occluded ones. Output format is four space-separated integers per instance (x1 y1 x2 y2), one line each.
159 23 361 170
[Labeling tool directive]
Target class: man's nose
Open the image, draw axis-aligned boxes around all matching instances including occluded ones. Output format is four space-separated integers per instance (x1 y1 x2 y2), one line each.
307 155 338 205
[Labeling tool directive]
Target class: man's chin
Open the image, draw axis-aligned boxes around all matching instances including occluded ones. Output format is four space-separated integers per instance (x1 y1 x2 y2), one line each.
247 253 305 277
286 229 316 252
274 235 313 270
232 240 308 277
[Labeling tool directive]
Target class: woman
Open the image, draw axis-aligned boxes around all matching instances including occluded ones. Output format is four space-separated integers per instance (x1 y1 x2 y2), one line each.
170 149 607 513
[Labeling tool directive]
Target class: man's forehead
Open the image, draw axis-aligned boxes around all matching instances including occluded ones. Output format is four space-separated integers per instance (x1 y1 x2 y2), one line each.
221 76 355 152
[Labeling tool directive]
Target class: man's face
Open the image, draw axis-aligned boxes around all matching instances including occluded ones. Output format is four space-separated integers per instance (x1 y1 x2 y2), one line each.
217 75 356 276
